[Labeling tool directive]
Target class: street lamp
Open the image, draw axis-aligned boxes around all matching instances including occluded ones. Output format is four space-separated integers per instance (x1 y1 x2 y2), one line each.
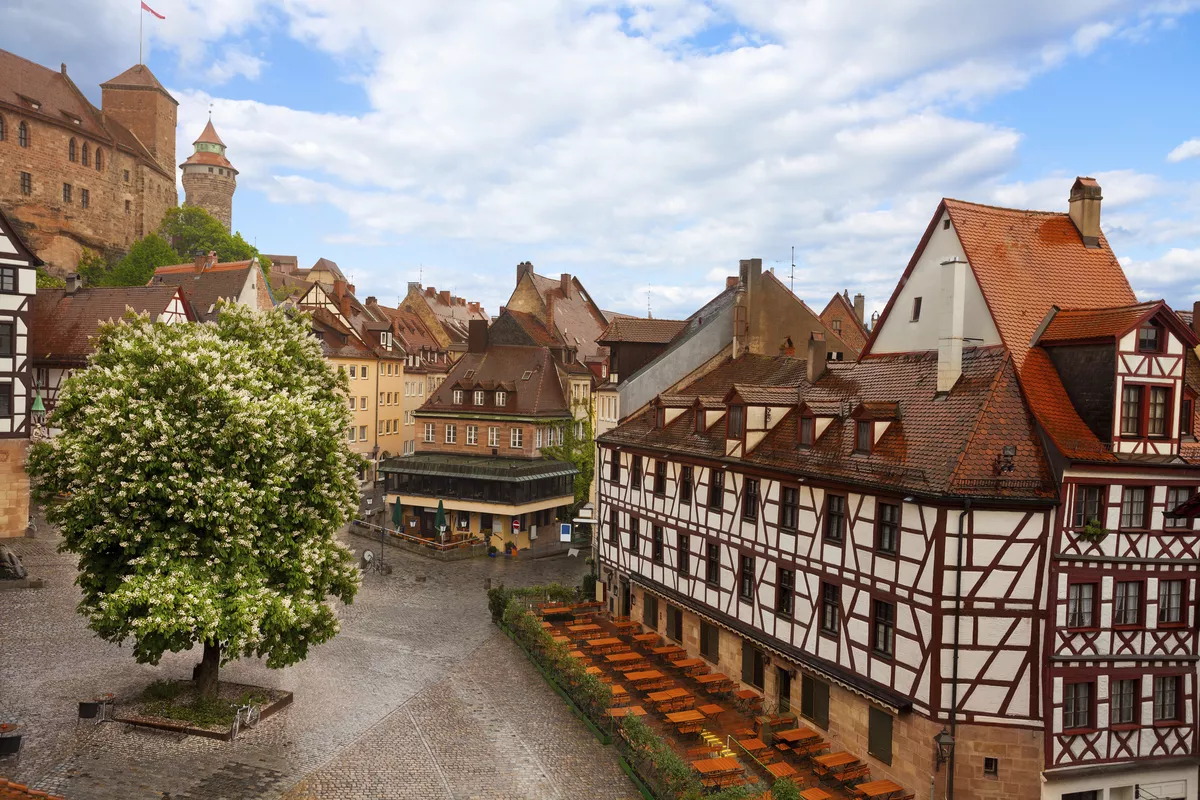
933 727 955 769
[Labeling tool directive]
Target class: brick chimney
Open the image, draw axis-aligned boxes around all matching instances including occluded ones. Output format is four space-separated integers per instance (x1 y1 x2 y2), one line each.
1069 177 1103 249
366 296 377 307
425 286 436 297
192 249 206 271
439 290 450 305
348 284 356 296
516 261 534 285
468 301 480 314
66 273 82 294
1192 301 1200 340
332 279 347 298
806 333 827 383
560 273 571 296
726 276 738 289
468 319 488 353
853 293 865 324
938 257 968 393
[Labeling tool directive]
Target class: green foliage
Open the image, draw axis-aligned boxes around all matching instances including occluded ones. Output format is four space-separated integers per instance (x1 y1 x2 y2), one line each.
707 787 754 800
541 404 595 515
98 233 180 287
1080 519 1109 543
28 303 362 675
36 267 66 288
138 680 270 729
580 572 596 599
770 777 801 800
158 206 263 268
487 585 511 624
620 712 704 798
75 248 113 287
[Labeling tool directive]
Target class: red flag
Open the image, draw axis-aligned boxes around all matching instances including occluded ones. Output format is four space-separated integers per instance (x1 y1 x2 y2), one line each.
141 1 165 19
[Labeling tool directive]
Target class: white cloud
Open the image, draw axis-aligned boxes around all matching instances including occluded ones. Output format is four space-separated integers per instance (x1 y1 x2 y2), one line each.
1168 138 1200 163
206 46 266 83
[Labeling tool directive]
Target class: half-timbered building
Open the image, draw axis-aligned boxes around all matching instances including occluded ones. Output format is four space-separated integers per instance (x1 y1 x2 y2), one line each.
0 207 38 538
597 177 1200 800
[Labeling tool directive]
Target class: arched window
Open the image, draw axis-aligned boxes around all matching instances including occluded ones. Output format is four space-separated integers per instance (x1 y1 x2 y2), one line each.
81 143 89 166
18 122 28 148
69 138 76 162
95 148 103 171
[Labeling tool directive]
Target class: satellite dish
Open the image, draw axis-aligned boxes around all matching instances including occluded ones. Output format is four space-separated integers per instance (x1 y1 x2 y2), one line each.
362 549 375 564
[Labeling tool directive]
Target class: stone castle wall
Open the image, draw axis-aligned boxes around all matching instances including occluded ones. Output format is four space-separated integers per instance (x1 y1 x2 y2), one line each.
182 171 235 231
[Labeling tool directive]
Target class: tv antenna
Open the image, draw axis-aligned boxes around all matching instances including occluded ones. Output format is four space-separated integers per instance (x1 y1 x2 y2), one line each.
790 246 796 294
646 285 652 318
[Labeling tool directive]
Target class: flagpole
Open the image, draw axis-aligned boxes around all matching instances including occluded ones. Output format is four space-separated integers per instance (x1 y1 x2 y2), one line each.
139 0 143 65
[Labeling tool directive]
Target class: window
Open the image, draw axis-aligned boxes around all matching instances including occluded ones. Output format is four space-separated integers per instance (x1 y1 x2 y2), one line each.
799 415 814 446
777 567 794 615
1154 675 1180 722
350 365 357 378
0 116 3 140
832 319 841 333
80 188 89 208
1121 385 1143 436
801 675 830 728
495 391 506 406
1166 487 1192 529
360 396 367 409
868 707 893 765
1149 387 1169 436
0 323 13 357
741 640 764 689
607 509 619 544
19 172 30 196
642 593 658 629
453 389 463 404
700 620 719 662
739 554 754 601
379 392 385 405
666 605 683 642
18 122 28 147
1066 583 1095 629
348 427 357 443
1063 682 1092 730
655 406 666 429
510 427 523 449
983 757 999 778
466 425 477 446
1072 486 1105 528
694 407 706 433
680 466 693 504
628 516 638 552
81 143 89 166
472 390 484 406
609 451 620 481
0 382 11 418
123 169 129 182
488 427 499 447
779 486 799 530
348 396 357 410
678 534 689 576
705 540 719 584
1063 793 1099 800
95 149 102 171
359 425 366 440
1120 487 1148 529
652 525 664 563
1138 324 1162 353
728 405 744 438
1158 580 1184 625
872 599 894 657
825 494 845 542
1114 581 1142 627
876 503 899 555
742 478 759 521
910 297 922 322
1183 396 1195 436
62 183 71 203
1110 679 1137 725
654 460 666 496
708 469 724 510
362 366 368 379
69 138 76 162
424 423 435 442
535 428 543 449
820 583 839 634
631 455 642 488
855 420 871 453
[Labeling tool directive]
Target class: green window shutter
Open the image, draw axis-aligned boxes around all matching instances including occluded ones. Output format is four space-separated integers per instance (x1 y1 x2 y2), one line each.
741 640 755 684
868 707 893 764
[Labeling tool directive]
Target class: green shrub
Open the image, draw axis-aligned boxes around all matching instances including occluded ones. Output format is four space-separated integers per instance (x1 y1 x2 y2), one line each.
770 777 801 800
487 585 511 624
580 572 597 598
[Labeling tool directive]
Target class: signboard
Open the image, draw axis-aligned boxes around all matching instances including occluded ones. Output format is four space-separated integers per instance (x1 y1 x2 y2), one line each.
560 523 572 543
512 517 520 532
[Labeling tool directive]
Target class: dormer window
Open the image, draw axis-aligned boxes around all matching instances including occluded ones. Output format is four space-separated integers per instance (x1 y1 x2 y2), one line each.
1121 384 1172 438
453 389 463 404
855 420 872 454
728 405 744 438
656 406 666 429
1138 323 1162 354
1149 386 1170 436
495 391 507 407
474 390 485 406
694 408 705 434
799 415 814 447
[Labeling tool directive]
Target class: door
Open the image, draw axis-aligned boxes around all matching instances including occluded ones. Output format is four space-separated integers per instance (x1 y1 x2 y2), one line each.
777 667 792 712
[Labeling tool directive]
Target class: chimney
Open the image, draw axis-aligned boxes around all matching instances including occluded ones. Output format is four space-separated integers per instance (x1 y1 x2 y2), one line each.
339 294 352 320
1069 177 1103 249
332 279 347 298
468 319 488 353
726 276 738 289
407 281 421 292
938 257 968 393
348 284 356 295
425 286 436 297
439 290 450 305
1193 301 1200 340
853 293 865 324
516 261 534 285
366 296 377 306
806 333 827 383
66 273 82 294
560 273 571 296
206 251 217 270
468 301 479 314
192 249 206 271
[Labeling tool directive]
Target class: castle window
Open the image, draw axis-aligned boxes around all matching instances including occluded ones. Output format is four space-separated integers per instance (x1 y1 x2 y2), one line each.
123 169 130 183
81 143 89 166
18 122 28 148
69 138 76 162
0 116 4 140
80 189 89 209
62 184 72 204
95 149 103 171
208 167 213 173
19 173 31 196
124 200 131 215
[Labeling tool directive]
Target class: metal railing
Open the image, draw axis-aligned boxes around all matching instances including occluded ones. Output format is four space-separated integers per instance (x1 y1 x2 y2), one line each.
352 519 485 552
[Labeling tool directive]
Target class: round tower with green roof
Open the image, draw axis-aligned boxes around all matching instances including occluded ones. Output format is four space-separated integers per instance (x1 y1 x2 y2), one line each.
179 118 238 230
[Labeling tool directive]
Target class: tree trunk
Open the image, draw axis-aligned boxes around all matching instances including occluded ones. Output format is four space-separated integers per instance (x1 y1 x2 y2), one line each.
195 640 221 699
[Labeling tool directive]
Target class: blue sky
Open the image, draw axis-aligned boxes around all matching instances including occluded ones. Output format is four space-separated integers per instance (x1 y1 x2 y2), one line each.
2 0 1199 319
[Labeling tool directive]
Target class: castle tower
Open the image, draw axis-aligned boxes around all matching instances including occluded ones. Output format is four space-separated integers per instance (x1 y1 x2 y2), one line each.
180 119 237 230
100 64 178 176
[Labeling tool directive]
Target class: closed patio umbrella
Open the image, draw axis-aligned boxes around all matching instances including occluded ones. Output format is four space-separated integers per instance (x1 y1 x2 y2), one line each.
392 499 403 531
434 500 446 542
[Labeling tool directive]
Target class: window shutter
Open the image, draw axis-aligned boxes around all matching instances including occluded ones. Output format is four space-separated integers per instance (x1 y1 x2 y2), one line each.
868 707 893 764
741 640 755 685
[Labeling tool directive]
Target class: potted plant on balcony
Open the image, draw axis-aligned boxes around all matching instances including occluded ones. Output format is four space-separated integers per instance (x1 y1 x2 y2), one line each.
1078 518 1109 544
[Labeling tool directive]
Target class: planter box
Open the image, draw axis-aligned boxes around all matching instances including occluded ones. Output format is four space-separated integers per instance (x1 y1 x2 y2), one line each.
114 689 293 742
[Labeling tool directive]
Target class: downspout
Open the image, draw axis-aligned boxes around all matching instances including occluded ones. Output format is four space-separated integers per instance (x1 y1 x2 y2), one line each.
948 499 970 800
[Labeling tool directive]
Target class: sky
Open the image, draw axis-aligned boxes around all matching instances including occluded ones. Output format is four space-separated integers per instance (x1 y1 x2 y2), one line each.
2 0 1199 321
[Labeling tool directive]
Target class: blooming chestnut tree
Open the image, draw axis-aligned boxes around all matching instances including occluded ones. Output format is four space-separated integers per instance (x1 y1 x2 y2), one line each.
28 303 362 697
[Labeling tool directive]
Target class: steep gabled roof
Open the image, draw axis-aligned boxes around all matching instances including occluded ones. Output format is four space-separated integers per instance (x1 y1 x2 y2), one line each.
100 63 174 100
519 270 610 360
1018 348 1115 462
818 292 869 353
1037 301 1199 348
30 286 192 363
193 118 225 146
149 260 262 321
422 345 570 418
310 257 345 280
597 317 688 345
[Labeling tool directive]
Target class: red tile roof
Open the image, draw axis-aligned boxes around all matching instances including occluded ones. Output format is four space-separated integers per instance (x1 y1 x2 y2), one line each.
1018 348 1115 462
597 317 688 345
422 345 570 418
523 271 609 361
30 286 191 364
153 259 254 275
193 118 225 146
942 199 1136 367
1038 302 1159 343
180 149 236 171
149 260 266 321
504 309 564 348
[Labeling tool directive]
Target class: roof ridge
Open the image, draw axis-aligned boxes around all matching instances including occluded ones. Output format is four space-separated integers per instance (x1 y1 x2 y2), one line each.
943 197 1068 217
1055 300 1161 314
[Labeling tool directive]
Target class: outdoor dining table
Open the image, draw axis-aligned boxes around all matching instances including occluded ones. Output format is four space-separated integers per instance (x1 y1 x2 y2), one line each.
586 637 623 648
608 704 646 718
673 658 710 677
648 687 694 711
736 737 769 756
666 709 706 734
610 684 629 705
551 635 570 644
612 620 640 632
733 688 763 710
698 702 725 719
813 751 859 776
691 756 741 777
605 652 645 666
650 645 685 658
767 762 798 778
854 779 905 798
799 788 832 800
774 726 820 745
632 633 660 645
568 623 602 635
694 672 734 691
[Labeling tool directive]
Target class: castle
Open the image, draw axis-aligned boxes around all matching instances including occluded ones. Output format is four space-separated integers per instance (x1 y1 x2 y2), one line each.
0 49 238 271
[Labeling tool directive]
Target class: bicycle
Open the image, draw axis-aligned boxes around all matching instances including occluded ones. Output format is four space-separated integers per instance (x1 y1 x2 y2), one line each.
229 702 260 740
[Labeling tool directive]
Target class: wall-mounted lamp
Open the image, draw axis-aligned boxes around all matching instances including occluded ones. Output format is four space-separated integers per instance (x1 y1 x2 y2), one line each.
933 727 955 770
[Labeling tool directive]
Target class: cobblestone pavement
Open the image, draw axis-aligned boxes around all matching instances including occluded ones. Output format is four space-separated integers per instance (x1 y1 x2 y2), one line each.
0 520 638 800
